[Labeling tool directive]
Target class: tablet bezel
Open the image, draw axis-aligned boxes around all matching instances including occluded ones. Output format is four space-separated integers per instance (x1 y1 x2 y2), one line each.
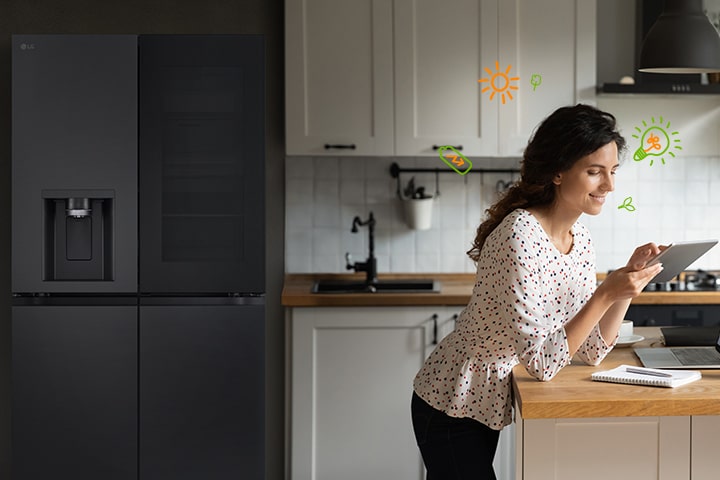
645 240 718 283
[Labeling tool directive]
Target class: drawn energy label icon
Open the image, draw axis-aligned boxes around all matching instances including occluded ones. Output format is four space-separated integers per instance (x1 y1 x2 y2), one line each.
632 117 682 166
478 61 519 104
438 146 472 175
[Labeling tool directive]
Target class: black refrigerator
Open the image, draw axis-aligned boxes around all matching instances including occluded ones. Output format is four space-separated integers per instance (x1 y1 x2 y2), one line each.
11 35 265 480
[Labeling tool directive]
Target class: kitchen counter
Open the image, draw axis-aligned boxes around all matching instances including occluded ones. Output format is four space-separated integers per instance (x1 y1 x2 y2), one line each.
513 327 720 419
514 326 720 479
282 274 720 307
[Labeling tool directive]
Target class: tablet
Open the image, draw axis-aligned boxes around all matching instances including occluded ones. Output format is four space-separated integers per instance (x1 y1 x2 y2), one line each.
646 239 718 283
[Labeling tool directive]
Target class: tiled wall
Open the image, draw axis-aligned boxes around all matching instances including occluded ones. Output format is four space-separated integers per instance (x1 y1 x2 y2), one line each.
285 156 720 274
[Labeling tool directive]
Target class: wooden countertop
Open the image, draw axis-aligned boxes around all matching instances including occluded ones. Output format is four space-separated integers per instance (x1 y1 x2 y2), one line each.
282 274 720 307
513 327 720 419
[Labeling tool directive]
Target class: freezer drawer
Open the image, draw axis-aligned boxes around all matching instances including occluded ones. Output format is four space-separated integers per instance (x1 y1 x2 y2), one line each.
139 302 265 479
12 304 137 480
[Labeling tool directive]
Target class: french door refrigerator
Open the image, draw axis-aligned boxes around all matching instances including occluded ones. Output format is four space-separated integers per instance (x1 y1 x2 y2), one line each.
11 34 265 480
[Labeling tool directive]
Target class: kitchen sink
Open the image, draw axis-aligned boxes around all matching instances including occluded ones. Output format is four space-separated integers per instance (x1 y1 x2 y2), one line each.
312 279 441 294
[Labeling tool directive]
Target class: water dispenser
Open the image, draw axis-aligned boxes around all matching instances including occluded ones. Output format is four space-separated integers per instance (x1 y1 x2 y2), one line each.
42 189 115 281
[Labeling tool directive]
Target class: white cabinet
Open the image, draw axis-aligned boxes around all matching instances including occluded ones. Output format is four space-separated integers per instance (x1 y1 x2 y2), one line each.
498 0 597 156
286 0 596 157
287 306 459 480
516 413 698 480
393 0 499 156
285 0 394 156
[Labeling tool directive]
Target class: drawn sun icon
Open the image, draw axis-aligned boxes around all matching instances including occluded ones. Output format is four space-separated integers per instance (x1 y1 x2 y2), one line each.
478 61 519 104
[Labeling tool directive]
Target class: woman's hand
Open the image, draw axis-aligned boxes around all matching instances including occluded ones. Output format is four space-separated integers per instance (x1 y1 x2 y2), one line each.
625 242 665 271
597 262 664 301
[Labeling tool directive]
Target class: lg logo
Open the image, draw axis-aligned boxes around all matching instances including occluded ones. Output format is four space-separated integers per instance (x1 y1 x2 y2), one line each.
19 43 36 50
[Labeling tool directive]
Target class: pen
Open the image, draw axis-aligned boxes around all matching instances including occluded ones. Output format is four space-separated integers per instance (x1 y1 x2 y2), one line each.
625 366 673 378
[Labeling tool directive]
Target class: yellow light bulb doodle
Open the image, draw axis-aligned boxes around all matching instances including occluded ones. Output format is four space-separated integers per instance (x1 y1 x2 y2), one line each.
631 117 682 166
478 61 519 104
618 196 636 212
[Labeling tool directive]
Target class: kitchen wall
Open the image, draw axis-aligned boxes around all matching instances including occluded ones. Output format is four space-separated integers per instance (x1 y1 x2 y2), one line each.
286 153 720 274
0 2 285 479
286 156 520 274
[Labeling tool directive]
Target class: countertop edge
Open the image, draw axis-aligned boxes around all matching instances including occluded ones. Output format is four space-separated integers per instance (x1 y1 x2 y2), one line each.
282 274 720 307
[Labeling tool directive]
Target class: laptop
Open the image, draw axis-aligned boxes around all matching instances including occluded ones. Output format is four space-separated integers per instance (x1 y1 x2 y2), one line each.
634 333 720 369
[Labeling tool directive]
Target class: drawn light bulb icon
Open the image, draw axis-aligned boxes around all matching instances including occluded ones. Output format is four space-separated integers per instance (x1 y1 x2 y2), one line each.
633 126 669 164
631 117 682 166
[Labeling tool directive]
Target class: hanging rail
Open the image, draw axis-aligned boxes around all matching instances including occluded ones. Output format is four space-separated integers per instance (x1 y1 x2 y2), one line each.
389 162 519 177
389 162 521 198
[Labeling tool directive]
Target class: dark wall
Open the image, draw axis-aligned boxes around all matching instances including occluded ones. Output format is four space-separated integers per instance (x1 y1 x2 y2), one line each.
0 1 286 479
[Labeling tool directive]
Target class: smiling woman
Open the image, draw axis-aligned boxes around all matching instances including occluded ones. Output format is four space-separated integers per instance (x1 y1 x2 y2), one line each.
411 104 667 480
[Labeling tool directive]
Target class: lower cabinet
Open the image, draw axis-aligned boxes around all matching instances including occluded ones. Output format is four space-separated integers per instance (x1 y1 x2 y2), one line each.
517 412 720 480
287 306 515 480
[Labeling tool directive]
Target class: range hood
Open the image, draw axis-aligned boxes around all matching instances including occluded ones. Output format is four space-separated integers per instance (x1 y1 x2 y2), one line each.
601 0 720 94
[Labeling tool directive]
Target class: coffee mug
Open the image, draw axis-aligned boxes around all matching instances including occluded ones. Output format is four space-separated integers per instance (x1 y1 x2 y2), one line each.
618 320 634 338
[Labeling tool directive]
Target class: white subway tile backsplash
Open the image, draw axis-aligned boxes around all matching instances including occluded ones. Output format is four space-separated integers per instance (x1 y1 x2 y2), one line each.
339 157 365 179
286 156 720 274
286 157 314 179
339 179 365 204
314 157 340 180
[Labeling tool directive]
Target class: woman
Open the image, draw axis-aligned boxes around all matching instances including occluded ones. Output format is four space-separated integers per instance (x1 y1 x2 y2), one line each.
411 104 664 479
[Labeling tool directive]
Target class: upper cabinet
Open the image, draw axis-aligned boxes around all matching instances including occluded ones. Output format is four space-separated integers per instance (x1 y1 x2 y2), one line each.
498 0 596 156
285 0 596 157
393 0 499 156
285 0 394 156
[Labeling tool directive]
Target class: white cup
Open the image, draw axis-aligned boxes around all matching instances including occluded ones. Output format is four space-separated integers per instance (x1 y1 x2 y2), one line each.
618 320 634 338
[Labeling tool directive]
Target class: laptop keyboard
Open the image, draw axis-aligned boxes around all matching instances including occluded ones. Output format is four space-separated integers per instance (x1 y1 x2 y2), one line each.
672 348 720 366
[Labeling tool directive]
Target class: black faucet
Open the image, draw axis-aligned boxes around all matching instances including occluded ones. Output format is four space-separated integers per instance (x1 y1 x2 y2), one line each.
346 212 378 285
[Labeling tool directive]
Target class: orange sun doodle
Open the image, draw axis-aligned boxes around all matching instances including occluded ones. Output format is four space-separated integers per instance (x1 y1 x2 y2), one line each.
478 61 519 104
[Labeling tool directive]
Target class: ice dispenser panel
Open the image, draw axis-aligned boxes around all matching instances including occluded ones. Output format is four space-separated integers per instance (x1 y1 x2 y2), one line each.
42 190 114 281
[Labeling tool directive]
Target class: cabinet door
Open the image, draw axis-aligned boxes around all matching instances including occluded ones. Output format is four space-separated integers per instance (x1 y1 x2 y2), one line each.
140 302 265 480
12 304 137 480
394 0 500 156
691 416 720 480
290 306 441 480
498 0 597 156
285 0 394 155
519 416 690 480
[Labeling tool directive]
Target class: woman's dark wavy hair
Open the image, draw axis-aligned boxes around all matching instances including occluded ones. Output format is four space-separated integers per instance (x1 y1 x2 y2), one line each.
467 104 626 262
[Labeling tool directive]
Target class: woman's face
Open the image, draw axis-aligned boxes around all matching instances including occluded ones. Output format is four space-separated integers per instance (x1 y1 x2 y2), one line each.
553 141 619 216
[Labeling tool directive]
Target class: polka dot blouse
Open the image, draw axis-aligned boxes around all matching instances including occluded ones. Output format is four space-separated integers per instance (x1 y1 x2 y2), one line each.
413 209 614 430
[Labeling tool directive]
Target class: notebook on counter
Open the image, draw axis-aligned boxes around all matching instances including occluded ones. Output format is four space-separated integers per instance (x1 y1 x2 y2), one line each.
591 364 701 388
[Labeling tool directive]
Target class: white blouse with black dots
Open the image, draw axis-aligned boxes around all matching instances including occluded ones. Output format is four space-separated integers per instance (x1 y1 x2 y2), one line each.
413 209 615 430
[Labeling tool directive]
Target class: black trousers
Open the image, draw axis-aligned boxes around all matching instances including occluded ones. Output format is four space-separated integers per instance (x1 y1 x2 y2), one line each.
411 392 500 480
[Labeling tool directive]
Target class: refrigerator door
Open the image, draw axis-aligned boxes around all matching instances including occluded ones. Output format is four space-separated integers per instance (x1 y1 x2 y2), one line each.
12 301 138 480
139 35 265 294
12 35 138 293
139 298 265 479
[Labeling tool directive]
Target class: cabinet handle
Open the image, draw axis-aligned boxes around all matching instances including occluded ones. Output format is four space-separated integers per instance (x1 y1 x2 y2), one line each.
432 144 463 151
431 314 438 345
324 143 356 150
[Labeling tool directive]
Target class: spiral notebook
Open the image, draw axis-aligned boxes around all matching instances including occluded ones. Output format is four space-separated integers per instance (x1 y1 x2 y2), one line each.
591 364 701 388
